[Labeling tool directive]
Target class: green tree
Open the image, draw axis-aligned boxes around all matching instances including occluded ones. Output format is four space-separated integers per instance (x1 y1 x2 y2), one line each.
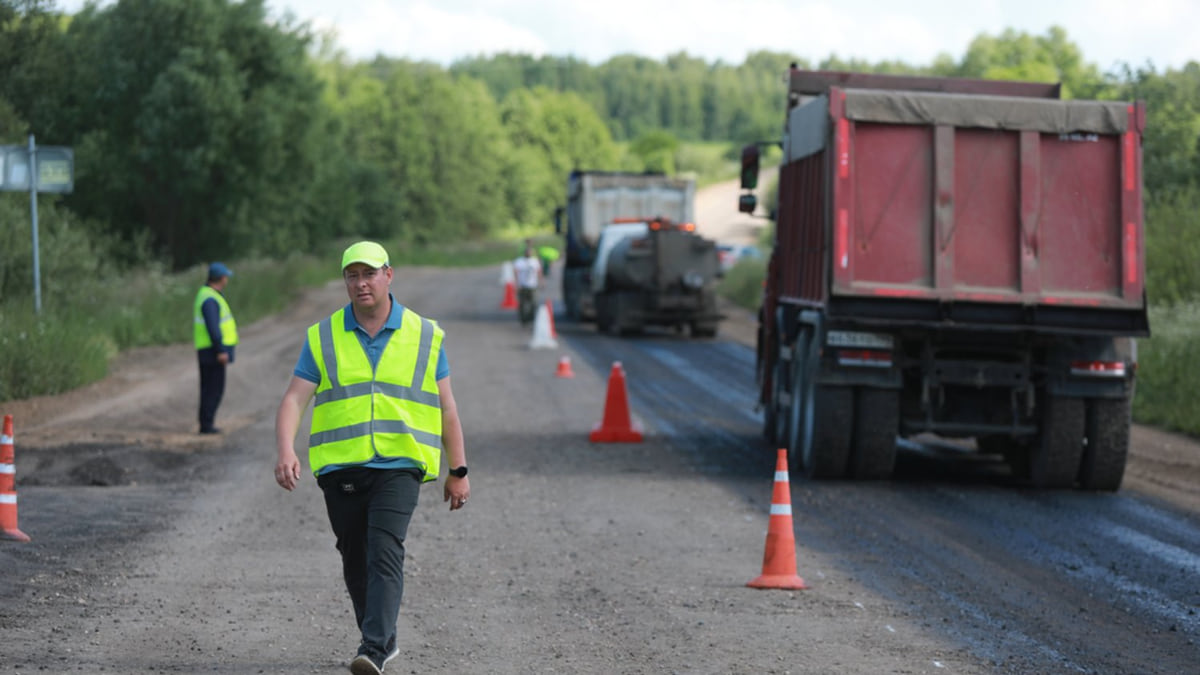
0 0 74 141
629 130 679 174
1118 62 1200 196
452 53 601 107
500 87 620 223
408 71 512 241
596 54 668 140
323 59 517 242
1144 187 1200 305
1116 63 1200 306
956 26 1106 98
318 60 402 240
659 52 706 139
55 0 328 268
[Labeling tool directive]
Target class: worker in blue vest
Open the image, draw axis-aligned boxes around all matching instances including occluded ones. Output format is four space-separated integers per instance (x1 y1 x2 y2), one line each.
193 262 238 434
273 241 469 675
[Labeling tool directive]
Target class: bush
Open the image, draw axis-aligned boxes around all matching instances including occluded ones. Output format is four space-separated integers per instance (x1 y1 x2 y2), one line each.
1132 303 1200 434
718 255 766 312
0 253 326 403
1145 186 1200 306
675 142 737 186
0 303 115 400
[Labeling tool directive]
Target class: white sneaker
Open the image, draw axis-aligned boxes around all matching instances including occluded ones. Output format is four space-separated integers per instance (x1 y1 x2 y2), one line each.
382 642 400 670
349 654 382 675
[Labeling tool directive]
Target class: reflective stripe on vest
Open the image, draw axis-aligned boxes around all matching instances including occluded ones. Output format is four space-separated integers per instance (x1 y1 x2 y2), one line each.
193 286 239 349
307 307 443 480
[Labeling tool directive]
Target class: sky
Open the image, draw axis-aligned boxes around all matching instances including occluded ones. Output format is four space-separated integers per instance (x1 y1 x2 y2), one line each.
59 0 1198 72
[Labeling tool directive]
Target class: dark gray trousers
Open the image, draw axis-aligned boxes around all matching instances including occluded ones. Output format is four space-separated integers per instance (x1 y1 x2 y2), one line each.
318 467 421 660
197 360 225 432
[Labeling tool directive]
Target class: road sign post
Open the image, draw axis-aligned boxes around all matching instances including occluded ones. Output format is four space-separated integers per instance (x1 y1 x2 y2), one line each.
1 136 74 314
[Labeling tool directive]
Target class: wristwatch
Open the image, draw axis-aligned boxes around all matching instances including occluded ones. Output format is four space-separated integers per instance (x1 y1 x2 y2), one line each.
448 466 468 478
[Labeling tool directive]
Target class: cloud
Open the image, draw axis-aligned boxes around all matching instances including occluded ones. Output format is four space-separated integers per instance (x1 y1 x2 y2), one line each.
65 0 1199 70
293 0 548 62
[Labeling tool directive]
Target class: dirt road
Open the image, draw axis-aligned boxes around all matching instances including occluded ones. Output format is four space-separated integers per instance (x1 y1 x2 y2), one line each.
6 269 975 674
1 186 1198 673
693 169 779 249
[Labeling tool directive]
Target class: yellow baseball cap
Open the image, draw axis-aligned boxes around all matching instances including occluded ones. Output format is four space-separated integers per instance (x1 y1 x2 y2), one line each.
341 241 389 270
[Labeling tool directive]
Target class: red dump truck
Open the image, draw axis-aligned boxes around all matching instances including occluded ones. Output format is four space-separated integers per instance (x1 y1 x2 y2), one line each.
740 69 1148 490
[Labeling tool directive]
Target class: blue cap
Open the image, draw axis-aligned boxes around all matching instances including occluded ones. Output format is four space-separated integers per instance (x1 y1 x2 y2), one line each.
208 262 233 278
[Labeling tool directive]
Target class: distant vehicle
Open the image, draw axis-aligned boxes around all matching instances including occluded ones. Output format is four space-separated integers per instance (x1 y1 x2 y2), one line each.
591 217 722 337
717 244 738 271
738 245 763 261
717 244 764 272
556 171 694 321
556 171 723 337
743 68 1148 491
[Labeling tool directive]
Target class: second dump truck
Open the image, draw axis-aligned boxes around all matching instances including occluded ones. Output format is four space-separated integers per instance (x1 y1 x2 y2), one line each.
742 69 1148 490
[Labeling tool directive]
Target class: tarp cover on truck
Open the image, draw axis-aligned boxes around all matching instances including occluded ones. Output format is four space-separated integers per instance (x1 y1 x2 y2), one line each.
843 90 1131 134
788 91 1133 162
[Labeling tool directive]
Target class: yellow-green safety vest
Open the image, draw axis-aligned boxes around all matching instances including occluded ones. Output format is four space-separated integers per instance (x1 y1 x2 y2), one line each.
307 307 444 480
193 286 239 349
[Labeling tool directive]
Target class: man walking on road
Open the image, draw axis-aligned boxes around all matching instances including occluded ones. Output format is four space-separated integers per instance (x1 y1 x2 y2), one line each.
194 262 238 434
273 241 470 675
513 242 542 325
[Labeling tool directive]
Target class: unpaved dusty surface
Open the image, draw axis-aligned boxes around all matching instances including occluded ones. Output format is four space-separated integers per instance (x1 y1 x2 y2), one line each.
3 270 964 675
1 180 1198 674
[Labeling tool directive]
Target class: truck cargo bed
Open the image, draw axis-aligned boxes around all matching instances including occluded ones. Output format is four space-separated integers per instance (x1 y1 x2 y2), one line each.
778 87 1146 331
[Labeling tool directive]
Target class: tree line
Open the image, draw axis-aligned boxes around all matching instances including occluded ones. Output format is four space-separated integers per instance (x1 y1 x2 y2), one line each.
2 0 1199 306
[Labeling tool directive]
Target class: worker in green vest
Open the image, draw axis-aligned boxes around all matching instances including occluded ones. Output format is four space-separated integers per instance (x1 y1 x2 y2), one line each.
273 241 469 675
193 262 238 434
537 244 560 277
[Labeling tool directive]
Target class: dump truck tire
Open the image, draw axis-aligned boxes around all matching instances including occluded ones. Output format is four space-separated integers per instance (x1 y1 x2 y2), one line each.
766 355 790 446
1079 397 1131 491
1030 394 1085 489
784 331 810 469
850 387 899 479
801 384 853 479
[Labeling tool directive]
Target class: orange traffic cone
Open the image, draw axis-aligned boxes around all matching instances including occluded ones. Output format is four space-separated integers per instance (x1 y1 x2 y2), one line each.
747 448 806 590
590 362 643 442
555 355 575 378
1 414 30 543
500 261 518 310
545 300 558 339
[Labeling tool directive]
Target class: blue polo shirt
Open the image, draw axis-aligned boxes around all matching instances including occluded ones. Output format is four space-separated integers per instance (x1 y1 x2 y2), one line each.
294 296 449 475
